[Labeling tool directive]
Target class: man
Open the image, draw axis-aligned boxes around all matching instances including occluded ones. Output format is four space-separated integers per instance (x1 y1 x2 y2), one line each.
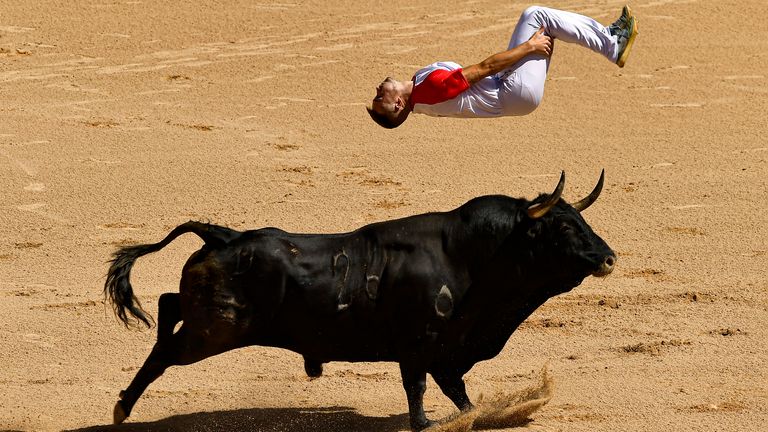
368 5 638 128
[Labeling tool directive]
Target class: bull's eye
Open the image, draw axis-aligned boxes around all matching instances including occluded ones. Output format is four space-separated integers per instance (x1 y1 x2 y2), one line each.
560 224 573 234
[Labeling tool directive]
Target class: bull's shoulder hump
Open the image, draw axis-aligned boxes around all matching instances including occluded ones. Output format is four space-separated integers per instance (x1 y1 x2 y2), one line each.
357 210 460 234
459 195 525 211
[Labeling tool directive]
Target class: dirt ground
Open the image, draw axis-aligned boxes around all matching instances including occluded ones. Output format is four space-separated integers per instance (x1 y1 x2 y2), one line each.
1 0 766 431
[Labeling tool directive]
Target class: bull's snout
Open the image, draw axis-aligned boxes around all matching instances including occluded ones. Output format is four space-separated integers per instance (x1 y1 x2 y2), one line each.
593 254 616 277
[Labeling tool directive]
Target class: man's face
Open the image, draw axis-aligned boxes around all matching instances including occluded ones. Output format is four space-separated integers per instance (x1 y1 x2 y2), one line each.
371 77 399 116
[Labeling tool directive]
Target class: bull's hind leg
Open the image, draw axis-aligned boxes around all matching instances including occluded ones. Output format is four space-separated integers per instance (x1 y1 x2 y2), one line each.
113 293 181 423
114 293 183 422
114 292 244 425
113 324 239 424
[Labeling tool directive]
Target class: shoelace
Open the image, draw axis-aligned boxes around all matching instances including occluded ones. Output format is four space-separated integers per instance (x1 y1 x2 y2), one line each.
615 27 630 40
609 13 630 36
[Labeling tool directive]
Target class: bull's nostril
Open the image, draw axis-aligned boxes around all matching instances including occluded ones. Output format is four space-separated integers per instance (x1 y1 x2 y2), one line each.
604 256 615 267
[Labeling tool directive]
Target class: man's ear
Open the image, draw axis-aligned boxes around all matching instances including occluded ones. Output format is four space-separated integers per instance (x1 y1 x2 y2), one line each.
393 97 404 113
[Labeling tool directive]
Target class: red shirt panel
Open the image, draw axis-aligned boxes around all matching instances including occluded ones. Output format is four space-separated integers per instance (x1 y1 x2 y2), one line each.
411 68 470 106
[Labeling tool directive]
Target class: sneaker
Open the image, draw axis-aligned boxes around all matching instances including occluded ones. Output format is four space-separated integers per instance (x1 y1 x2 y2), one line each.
609 5 633 36
615 11 638 68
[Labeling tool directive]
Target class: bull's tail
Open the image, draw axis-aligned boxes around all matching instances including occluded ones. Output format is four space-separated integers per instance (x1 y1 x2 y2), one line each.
104 221 240 328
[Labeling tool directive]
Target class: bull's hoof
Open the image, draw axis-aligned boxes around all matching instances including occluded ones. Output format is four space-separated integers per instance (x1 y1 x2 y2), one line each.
411 419 435 431
113 400 128 424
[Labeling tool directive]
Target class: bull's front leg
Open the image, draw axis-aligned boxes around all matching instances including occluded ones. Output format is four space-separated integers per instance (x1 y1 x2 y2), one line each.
399 363 434 431
432 371 473 412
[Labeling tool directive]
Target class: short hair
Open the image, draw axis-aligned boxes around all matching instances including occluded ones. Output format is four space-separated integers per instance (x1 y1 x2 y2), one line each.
367 106 403 129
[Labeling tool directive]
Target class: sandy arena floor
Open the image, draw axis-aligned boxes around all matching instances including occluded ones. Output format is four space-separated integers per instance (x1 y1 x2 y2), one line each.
1 0 766 431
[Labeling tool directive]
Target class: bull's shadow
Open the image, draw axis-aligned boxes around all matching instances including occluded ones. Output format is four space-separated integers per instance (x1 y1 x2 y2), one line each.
65 407 408 432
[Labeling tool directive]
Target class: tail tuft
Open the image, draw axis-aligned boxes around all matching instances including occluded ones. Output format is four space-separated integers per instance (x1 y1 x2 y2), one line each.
103 220 241 329
104 244 157 328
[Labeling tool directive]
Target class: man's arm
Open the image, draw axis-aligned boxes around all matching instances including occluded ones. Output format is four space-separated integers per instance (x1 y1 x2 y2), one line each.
462 27 552 85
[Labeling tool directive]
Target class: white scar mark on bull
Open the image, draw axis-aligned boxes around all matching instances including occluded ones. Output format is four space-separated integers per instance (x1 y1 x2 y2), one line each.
333 251 350 311
364 250 387 301
213 293 247 324
365 275 380 300
233 248 256 275
435 285 453 319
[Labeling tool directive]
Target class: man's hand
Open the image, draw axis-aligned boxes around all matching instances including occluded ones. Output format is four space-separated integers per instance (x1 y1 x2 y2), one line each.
527 27 552 56
462 27 554 85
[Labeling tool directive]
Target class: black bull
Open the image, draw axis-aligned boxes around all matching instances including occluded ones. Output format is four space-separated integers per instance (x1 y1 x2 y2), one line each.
105 171 615 431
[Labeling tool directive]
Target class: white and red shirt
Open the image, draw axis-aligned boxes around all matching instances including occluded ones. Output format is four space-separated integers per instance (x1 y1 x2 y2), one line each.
410 61 504 118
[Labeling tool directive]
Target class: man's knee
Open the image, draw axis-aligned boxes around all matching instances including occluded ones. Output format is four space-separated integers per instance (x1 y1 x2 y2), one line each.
521 5 544 20
520 5 550 26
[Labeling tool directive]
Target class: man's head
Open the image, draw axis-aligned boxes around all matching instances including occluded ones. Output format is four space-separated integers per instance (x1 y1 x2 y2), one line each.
367 77 411 129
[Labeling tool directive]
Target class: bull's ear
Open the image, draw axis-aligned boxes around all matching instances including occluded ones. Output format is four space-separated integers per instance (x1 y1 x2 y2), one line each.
572 169 604 212
527 171 565 219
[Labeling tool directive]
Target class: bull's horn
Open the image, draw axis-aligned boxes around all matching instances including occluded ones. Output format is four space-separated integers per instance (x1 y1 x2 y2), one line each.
572 169 605 212
527 171 565 219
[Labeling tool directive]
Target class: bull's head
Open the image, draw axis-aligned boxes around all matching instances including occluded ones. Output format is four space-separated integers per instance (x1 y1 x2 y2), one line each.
517 170 616 292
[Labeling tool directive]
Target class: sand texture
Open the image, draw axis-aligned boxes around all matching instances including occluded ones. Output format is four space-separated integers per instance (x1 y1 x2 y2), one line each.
1 0 766 431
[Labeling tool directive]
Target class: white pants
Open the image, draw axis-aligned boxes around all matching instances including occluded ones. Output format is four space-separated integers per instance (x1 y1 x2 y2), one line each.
499 6 618 115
